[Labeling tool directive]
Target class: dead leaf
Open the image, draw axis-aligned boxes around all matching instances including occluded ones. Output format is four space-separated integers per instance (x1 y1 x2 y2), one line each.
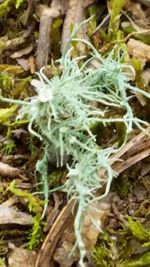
125 1 146 21
0 162 20 178
141 68 150 86
8 247 36 267
10 45 34 59
54 199 110 267
1 196 19 208
0 161 28 180
53 216 78 267
127 38 150 62
82 200 110 250
0 205 33 225
16 58 29 71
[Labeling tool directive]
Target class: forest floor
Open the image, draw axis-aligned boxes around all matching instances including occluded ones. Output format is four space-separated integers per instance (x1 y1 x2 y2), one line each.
0 0 150 267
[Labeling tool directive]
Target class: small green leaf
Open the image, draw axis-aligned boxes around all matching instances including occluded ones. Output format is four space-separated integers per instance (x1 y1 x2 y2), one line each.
7 181 43 249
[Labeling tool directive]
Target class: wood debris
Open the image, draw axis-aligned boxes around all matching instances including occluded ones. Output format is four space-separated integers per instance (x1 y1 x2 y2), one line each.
8 246 36 267
0 205 33 225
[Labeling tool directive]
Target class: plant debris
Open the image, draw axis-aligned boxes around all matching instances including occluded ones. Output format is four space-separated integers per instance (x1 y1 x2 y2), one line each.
0 0 150 266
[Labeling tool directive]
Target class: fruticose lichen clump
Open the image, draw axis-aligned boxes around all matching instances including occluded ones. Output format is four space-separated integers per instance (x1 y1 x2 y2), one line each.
1 36 150 266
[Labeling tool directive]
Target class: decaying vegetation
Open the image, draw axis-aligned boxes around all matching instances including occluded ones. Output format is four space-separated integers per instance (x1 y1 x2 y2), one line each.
0 0 150 267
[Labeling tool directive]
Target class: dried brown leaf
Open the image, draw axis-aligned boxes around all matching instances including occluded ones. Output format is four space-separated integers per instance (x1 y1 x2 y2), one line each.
0 162 20 178
8 247 36 267
0 205 33 225
54 200 110 267
10 45 34 59
141 68 150 86
127 38 150 62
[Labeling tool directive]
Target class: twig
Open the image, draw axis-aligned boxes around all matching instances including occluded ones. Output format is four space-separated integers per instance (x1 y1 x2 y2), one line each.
35 128 150 267
36 0 96 68
113 147 150 174
22 0 34 26
36 2 63 69
35 198 75 267
61 0 86 54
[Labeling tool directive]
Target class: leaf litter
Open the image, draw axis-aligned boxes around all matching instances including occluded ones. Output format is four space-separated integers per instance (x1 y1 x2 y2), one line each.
0 0 150 267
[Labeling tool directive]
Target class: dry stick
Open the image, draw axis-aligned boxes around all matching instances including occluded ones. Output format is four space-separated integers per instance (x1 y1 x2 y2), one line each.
61 0 86 54
113 147 150 174
36 0 96 69
35 198 75 267
109 126 150 165
35 128 150 267
22 0 34 26
36 3 61 69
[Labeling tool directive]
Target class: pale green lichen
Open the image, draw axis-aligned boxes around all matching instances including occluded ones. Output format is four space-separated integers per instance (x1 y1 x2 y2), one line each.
1 28 150 266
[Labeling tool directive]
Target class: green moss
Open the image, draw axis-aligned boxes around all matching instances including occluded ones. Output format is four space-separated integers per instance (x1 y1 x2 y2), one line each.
0 258 5 267
0 0 13 18
28 214 42 249
25 135 37 156
120 252 150 267
112 174 133 197
128 217 150 243
11 77 31 99
15 0 25 9
49 169 67 188
0 65 23 75
7 181 43 249
92 218 150 266
92 232 117 267
0 74 12 92
108 0 125 41
0 126 16 155
0 0 25 18
87 6 97 37
51 18 63 58
0 141 16 155
122 24 150 45
0 106 17 125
